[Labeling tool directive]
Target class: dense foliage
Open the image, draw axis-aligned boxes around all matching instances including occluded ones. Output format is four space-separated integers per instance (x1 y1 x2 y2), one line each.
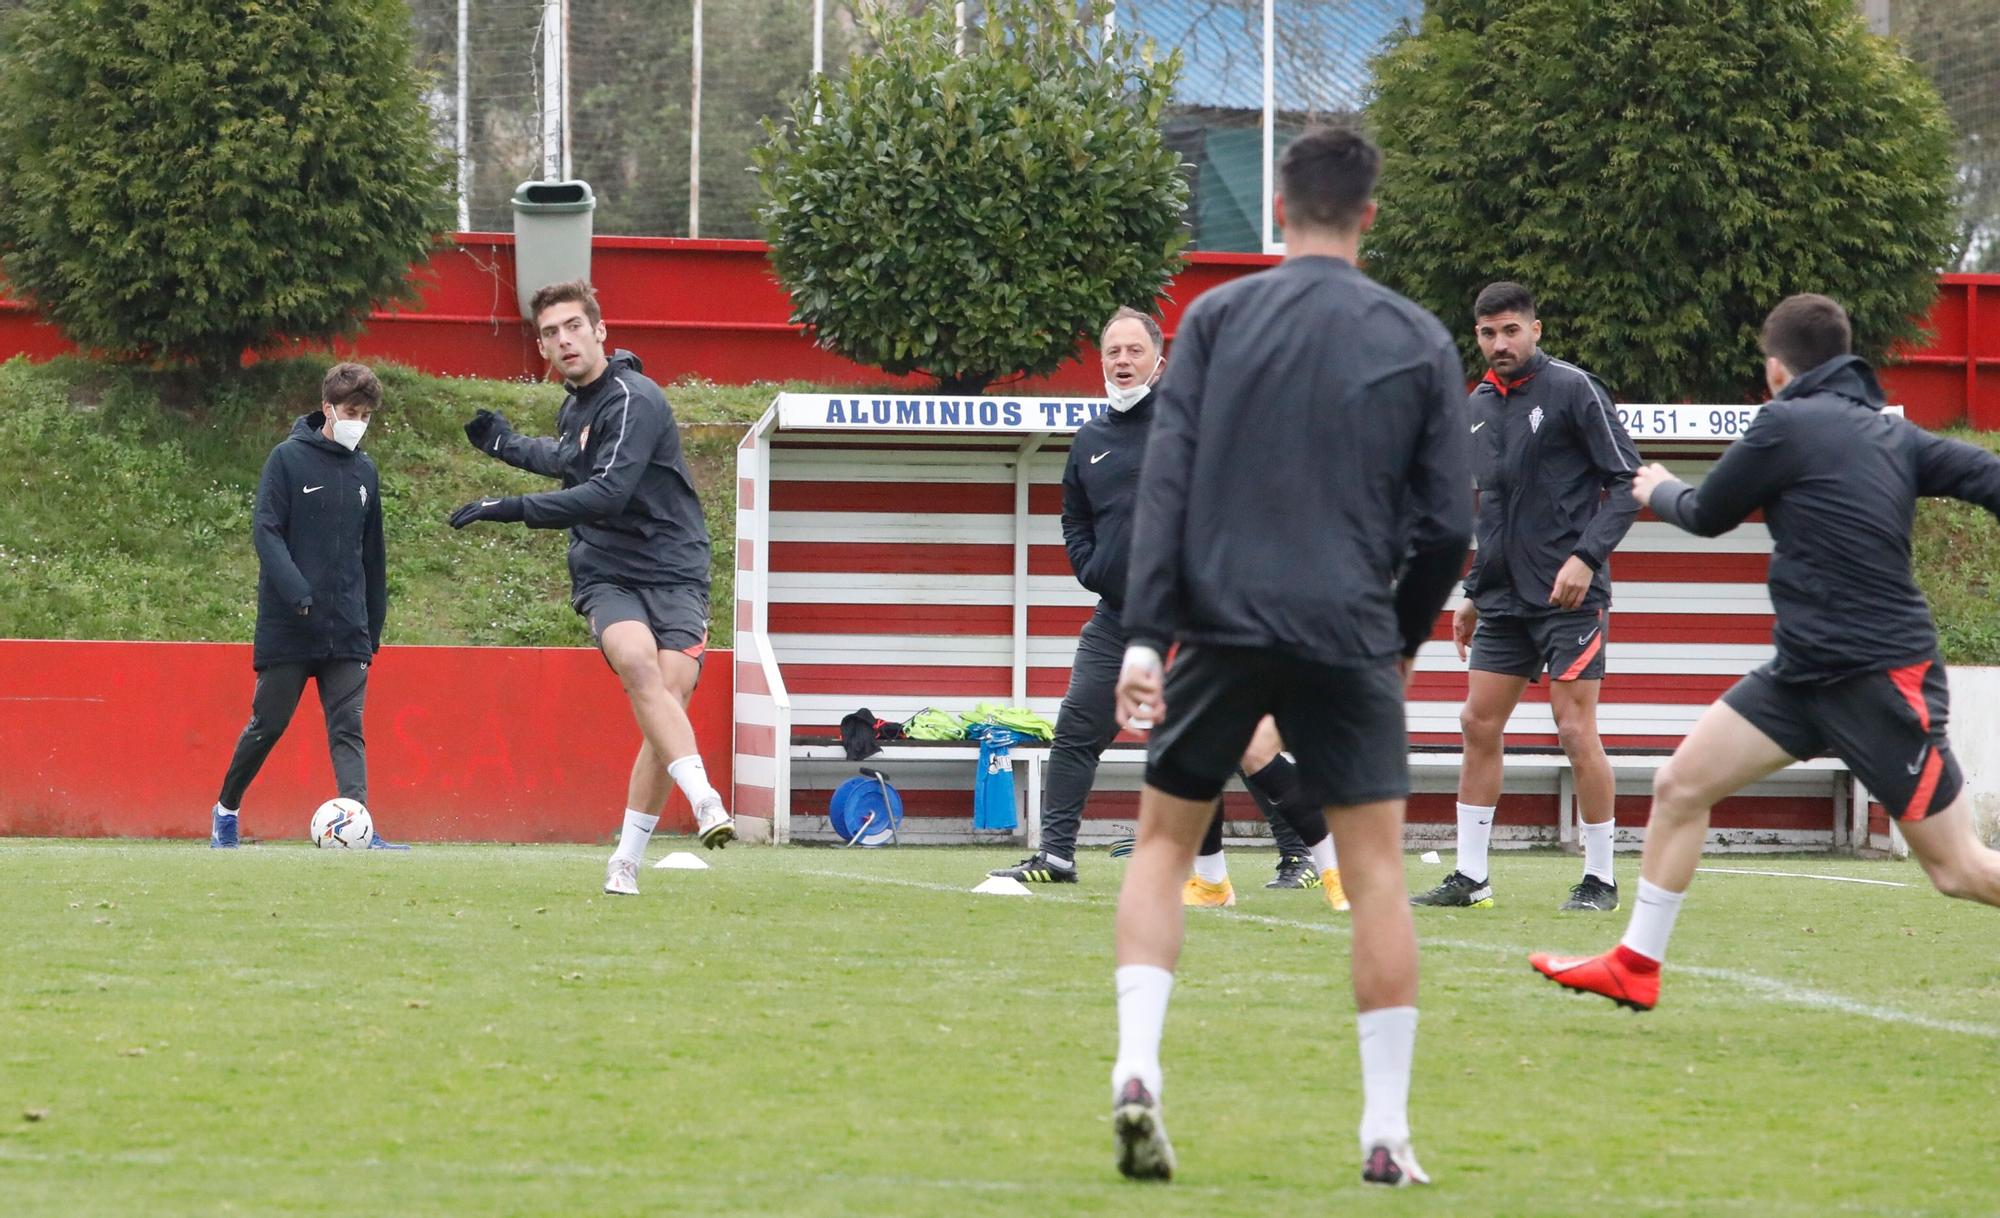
1364 0 1960 402
0 0 453 372
754 0 1189 393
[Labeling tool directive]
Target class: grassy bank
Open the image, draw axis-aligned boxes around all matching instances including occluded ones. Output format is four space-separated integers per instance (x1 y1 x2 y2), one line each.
0 356 825 649
2 355 1998 663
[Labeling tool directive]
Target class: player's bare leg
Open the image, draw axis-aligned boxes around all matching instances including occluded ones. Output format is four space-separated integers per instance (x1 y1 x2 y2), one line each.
1899 795 2000 907
1110 785 1212 1181
1551 677 1619 909
1416 670 1525 907
599 624 727 895
1532 700 1793 1007
1326 797 1428 1185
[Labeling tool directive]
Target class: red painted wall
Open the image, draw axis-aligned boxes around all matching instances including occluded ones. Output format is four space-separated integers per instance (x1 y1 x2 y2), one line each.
1 237 1992 423
0 640 733 843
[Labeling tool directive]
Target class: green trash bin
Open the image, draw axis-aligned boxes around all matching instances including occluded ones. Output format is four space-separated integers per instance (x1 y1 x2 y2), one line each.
511 179 595 321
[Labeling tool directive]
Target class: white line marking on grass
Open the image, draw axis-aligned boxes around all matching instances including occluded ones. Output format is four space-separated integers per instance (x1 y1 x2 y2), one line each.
799 867 2000 1040
1696 866 1910 887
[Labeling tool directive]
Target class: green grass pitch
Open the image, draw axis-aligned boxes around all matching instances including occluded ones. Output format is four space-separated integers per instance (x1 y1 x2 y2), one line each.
4 842 1997 1216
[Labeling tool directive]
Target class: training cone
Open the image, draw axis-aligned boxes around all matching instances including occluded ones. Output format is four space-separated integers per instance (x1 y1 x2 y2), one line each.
972 876 1032 896
653 852 711 870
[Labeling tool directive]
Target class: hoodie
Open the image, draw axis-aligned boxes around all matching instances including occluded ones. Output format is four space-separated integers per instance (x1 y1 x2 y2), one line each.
483 350 711 591
1652 354 2000 682
250 413 386 669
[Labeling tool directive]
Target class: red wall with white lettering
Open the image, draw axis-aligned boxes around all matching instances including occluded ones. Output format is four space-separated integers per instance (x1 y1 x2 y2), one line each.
0 640 732 843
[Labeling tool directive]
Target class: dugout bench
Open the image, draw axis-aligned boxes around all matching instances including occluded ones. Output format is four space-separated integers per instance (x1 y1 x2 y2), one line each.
732 394 1876 853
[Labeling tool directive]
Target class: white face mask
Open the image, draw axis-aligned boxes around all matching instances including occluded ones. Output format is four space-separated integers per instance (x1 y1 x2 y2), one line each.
330 418 369 451
1104 356 1162 412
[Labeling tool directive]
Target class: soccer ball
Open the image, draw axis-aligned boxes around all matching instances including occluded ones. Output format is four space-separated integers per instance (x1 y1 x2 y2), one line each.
310 798 374 849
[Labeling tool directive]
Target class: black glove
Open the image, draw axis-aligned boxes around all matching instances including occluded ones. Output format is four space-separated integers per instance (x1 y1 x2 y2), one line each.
449 496 525 528
463 409 513 453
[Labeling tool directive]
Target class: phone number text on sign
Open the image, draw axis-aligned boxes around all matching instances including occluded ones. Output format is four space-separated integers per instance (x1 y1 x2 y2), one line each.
1614 405 1758 439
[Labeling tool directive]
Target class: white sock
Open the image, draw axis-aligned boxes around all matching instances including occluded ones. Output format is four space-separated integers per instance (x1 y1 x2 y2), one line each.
1310 835 1337 874
1581 818 1616 883
1455 802 1496 881
1620 878 1686 963
214 803 237 817
1041 852 1074 870
667 754 720 808
613 808 659 865
1193 851 1228 883
1112 964 1174 1099
1356 1005 1419 1151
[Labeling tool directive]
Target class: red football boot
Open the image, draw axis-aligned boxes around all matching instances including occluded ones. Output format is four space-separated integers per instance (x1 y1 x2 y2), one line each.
1529 944 1661 1011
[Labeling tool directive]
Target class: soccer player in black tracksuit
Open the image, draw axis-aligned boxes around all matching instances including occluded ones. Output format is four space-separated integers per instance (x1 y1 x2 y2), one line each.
1534 293 2000 1013
1107 128 1471 1188
987 308 1343 907
1413 282 1640 912
451 279 728 896
211 363 403 849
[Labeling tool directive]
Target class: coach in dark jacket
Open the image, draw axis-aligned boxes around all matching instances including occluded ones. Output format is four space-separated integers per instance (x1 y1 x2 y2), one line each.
211 363 398 849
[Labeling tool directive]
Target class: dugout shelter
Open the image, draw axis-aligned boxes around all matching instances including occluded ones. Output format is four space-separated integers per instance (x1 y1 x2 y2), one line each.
733 393 1874 852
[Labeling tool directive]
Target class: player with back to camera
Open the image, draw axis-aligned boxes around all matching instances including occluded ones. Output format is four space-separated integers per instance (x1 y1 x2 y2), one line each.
450 280 729 895
1108 126 1471 1187
1533 293 2000 1010
210 362 405 849
987 306 1347 907
1413 281 1639 912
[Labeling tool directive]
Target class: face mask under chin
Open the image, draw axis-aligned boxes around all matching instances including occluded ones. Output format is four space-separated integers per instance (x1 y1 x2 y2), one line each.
1104 357 1162 412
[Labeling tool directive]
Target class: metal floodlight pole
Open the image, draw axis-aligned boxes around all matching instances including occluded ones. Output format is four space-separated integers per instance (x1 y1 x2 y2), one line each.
955 1 966 55
540 0 563 180
812 0 824 75
456 0 470 231
561 0 573 180
691 0 704 237
1261 0 1275 254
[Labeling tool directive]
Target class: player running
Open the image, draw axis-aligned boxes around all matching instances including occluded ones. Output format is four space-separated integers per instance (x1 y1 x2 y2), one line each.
1532 293 2000 1011
1107 126 1470 1187
450 279 730 895
1413 281 1638 912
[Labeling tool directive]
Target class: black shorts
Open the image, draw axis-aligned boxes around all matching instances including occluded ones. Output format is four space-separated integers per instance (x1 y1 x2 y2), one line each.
1470 608 1607 683
1145 645 1409 808
1721 658 1961 822
573 582 710 668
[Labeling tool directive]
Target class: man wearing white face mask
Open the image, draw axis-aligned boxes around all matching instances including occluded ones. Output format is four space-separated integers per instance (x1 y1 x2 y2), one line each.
210 362 402 849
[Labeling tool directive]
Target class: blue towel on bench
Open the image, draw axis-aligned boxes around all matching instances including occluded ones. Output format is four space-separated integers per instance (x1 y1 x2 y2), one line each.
970 724 1026 831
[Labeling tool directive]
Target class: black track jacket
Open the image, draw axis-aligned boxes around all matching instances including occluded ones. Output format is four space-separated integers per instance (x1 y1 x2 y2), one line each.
1061 390 1153 613
1123 255 1473 665
483 350 710 591
1464 349 1639 615
1651 354 2000 683
251 414 386 670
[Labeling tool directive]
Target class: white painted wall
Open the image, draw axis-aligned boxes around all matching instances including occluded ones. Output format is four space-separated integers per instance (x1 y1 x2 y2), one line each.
1948 667 2000 846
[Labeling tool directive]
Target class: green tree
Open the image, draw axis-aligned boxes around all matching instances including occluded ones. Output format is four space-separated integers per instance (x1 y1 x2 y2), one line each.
754 0 1189 393
0 0 453 374
1363 0 1960 403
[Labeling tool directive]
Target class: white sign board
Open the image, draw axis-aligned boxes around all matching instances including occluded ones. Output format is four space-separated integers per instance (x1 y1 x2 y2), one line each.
1617 402 1902 441
773 394 1902 441
775 393 1109 434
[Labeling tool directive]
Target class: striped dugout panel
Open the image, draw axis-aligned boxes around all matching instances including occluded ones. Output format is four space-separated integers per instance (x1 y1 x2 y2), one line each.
738 425 1841 847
